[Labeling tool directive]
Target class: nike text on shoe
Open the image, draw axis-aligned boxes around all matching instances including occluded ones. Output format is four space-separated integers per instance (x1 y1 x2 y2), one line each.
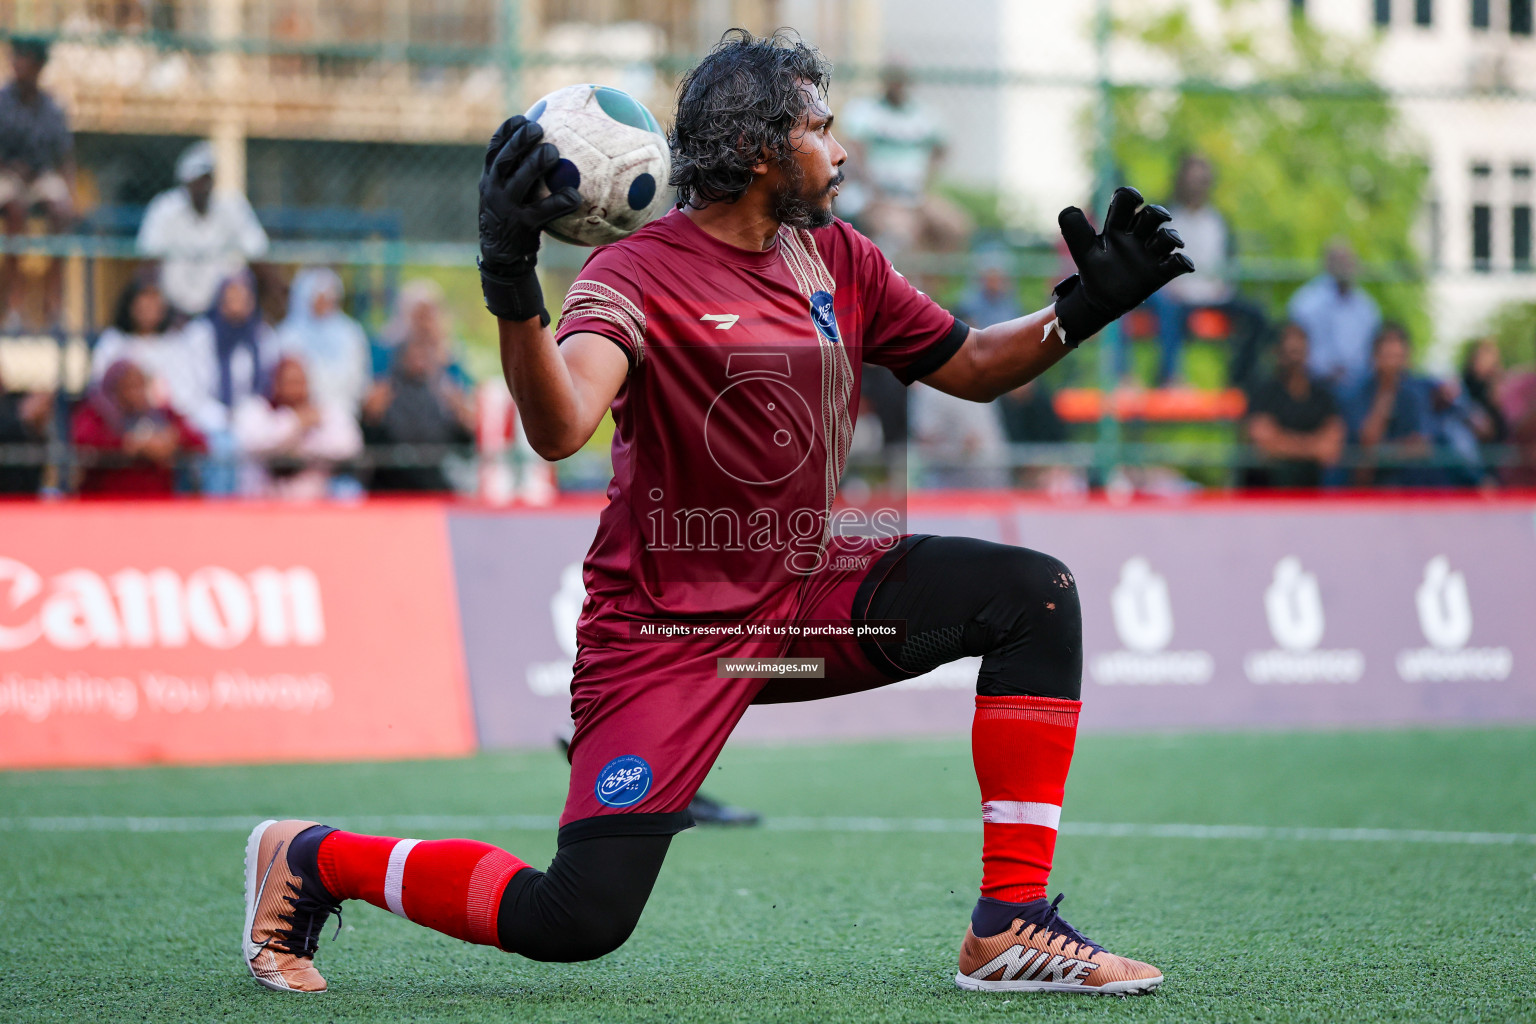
955 894 1162 996
242 819 342 994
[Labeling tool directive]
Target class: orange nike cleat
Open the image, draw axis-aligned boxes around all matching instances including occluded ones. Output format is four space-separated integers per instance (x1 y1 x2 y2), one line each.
242 819 341 994
955 894 1163 995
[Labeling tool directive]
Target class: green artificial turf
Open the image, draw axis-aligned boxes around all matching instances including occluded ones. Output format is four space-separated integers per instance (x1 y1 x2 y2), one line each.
3 727 1534 1023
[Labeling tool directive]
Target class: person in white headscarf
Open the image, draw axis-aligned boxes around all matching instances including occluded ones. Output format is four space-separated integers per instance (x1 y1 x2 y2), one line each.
277 268 371 415
136 140 269 317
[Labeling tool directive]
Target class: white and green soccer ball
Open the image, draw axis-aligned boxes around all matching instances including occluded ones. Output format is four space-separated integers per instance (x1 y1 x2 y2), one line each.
526 84 671 247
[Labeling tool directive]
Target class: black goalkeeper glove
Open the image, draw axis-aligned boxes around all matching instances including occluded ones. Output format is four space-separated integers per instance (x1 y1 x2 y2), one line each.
477 115 582 325
1051 186 1195 346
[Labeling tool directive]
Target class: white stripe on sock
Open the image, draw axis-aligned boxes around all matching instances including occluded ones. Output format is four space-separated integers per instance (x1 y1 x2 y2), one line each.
383 838 419 918
982 801 1062 829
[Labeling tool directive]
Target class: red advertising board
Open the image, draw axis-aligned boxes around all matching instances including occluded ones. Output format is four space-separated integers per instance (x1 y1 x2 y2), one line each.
0 502 475 768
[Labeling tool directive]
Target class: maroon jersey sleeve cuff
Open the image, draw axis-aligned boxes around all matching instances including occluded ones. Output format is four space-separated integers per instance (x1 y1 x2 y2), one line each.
554 323 638 372
553 248 648 372
892 317 969 386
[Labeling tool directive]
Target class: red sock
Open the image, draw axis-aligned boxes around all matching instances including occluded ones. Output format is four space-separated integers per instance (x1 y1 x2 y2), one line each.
972 694 1081 904
317 831 529 948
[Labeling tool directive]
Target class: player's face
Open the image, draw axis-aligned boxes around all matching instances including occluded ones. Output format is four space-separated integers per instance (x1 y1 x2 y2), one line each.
774 84 846 230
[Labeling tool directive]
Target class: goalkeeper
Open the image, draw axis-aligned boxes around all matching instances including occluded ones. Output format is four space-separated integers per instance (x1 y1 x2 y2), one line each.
241 29 1192 997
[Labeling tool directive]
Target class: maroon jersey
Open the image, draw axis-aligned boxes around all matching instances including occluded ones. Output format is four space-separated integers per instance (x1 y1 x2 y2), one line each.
555 208 965 639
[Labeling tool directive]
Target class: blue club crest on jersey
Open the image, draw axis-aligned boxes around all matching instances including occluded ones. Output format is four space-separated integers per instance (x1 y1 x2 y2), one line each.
594 755 653 808
809 290 841 345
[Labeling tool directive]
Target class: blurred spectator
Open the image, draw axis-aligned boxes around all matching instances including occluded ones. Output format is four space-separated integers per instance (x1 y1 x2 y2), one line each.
72 360 204 496
91 271 204 423
950 252 1035 484
1243 323 1345 489
0 363 50 494
232 354 362 500
136 141 269 318
376 279 470 386
1340 323 1430 487
362 332 476 493
0 36 74 328
840 66 970 254
996 380 1075 491
910 383 1007 488
955 252 1023 329
845 392 887 482
1142 155 1268 388
180 270 279 493
1497 327 1536 487
997 382 1067 447
1460 338 1509 448
858 366 907 481
1425 377 1490 488
278 268 370 415
1287 242 1381 390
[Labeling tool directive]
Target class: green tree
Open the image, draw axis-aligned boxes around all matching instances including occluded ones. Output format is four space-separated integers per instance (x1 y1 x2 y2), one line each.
1481 299 1536 371
1106 1 1431 350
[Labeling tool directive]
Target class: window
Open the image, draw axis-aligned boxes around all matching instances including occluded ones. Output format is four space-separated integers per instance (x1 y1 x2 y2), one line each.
1513 0 1533 34
1473 206 1493 269
1516 165 1533 271
1472 0 1490 28
1414 0 1433 25
1375 0 1392 25
1472 163 1493 271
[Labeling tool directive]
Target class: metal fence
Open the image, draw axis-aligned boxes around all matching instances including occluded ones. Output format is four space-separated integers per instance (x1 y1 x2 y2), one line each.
2 0 1535 496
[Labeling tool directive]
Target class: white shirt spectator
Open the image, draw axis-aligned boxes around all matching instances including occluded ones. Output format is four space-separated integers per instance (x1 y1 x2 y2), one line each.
91 323 207 424
232 396 362 500
840 94 943 202
1287 274 1382 386
136 186 269 316
1164 204 1231 307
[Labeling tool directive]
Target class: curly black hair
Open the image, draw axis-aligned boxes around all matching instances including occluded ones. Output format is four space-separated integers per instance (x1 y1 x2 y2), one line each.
669 29 833 209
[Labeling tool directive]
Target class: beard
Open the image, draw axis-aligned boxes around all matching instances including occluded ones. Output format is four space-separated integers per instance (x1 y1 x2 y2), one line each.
773 158 843 230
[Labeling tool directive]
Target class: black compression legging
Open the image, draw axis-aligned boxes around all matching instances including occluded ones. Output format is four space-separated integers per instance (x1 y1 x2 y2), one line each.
496 535 1082 961
497 829 673 961
859 534 1083 701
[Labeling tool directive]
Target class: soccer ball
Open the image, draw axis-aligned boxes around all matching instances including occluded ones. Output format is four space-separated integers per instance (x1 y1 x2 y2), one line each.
525 84 671 247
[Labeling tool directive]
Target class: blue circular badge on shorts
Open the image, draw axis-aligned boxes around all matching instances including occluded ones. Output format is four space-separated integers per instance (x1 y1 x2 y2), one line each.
594 755 652 808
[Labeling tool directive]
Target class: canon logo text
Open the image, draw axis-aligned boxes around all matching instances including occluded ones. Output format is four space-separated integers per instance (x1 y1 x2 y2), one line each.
0 557 325 651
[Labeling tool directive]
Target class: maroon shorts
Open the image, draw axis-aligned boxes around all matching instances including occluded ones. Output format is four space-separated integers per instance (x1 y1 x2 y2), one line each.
559 536 916 831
